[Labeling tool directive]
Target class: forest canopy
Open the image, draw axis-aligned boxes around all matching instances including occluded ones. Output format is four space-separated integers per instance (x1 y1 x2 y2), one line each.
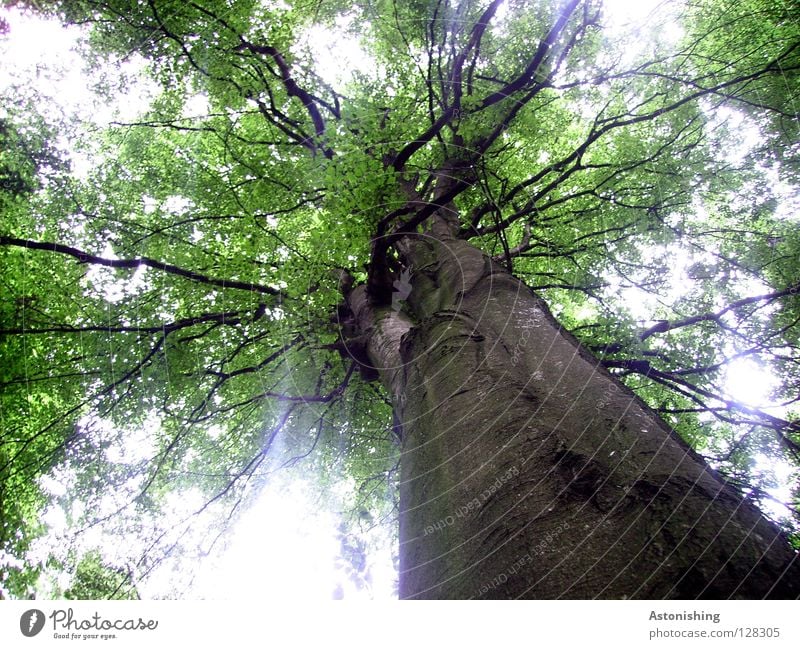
1 0 799 598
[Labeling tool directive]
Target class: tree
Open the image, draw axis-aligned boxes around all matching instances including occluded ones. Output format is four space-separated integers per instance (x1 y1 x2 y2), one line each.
1 0 800 598
58 550 139 600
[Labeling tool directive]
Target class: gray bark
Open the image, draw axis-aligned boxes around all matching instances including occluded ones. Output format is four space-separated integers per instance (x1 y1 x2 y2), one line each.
351 224 800 599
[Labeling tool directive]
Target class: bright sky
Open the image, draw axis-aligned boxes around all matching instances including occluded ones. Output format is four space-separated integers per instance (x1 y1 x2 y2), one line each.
178 476 397 600
0 10 155 122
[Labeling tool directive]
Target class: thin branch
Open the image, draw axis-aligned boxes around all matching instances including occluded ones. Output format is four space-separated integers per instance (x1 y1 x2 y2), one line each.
639 281 800 342
0 236 280 295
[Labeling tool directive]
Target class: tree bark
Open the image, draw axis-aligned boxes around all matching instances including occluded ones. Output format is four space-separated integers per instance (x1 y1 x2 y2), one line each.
350 221 800 599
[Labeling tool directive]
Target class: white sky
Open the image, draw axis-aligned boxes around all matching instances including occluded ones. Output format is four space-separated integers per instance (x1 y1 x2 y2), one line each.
177 476 397 600
0 9 155 123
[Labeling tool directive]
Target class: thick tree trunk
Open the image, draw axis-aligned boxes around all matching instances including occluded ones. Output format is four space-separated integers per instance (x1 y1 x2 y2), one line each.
350 223 800 599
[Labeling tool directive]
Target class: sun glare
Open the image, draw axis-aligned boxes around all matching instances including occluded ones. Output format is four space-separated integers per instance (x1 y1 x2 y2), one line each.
723 358 777 409
181 477 396 600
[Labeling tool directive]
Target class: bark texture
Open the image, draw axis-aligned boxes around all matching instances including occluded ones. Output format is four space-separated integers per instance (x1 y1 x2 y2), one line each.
353 225 800 599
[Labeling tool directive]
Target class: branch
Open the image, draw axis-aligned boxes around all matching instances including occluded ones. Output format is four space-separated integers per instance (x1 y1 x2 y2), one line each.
614 362 800 456
237 40 334 158
0 236 280 296
261 361 356 403
0 310 245 336
639 281 800 342
477 0 581 110
391 106 457 172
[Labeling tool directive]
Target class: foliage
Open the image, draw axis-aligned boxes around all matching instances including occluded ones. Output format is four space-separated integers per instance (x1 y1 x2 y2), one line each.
54 550 139 600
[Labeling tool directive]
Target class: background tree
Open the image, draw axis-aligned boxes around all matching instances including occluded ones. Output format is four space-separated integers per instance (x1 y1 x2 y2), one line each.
1 0 799 598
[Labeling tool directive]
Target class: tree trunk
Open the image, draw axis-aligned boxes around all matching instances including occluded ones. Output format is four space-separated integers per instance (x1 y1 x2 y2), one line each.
349 220 800 599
